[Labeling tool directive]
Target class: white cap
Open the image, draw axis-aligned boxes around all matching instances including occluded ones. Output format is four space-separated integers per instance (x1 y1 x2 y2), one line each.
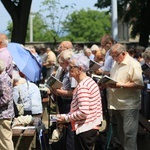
91 44 99 51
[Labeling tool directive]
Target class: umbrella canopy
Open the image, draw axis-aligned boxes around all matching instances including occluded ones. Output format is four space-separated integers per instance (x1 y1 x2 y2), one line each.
8 42 41 82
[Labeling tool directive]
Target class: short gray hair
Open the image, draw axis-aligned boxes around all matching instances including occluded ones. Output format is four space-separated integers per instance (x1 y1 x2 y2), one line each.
110 43 127 54
142 47 150 60
69 53 90 72
0 59 5 72
91 44 99 51
13 70 21 82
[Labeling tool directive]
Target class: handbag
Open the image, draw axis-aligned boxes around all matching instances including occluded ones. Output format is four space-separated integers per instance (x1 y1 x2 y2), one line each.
13 89 24 117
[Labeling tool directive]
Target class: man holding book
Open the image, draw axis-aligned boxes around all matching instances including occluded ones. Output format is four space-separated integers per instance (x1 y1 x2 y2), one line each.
106 43 144 150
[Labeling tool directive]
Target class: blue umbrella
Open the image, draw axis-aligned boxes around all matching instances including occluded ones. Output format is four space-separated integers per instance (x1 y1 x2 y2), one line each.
8 42 41 82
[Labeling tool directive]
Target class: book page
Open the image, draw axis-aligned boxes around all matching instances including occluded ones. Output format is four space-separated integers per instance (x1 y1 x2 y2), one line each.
147 84 150 90
13 126 35 129
88 60 101 72
50 115 57 122
91 74 102 83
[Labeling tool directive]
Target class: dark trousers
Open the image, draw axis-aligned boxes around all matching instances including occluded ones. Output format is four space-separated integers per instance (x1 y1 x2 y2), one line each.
64 123 75 150
57 96 71 114
57 96 75 150
75 129 98 150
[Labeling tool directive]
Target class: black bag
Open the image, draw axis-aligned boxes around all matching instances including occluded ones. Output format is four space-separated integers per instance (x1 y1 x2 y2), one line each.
13 101 19 117
13 89 24 117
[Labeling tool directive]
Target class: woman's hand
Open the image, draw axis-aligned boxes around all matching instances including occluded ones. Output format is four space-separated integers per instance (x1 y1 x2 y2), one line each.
57 114 66 123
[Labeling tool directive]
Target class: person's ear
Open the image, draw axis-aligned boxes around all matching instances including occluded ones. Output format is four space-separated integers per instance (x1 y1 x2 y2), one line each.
122 51 125 56
108 41 112 46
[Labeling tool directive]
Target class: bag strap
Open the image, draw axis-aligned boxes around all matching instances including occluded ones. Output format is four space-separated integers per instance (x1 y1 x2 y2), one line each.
17 87 24 105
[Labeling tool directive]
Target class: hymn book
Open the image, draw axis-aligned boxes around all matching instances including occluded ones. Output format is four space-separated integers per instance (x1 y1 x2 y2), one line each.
88 60 101 72
99 75 117 85
46 75 62 89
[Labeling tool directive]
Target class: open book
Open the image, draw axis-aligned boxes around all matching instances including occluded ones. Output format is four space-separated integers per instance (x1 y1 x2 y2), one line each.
46 75 63 89
99 75 117 84
88 60 101 72
142 63 150 75
91 74 102 83
50 115 57 122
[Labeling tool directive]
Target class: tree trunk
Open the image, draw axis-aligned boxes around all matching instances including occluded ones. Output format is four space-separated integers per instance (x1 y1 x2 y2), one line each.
139 1 150 48
1 0 32 45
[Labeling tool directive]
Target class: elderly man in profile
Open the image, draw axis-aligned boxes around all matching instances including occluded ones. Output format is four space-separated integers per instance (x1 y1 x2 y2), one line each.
55 41 74 79
57 41 73 53
106 43 144 150
51 41 76 150
98 34 115 75
43 47 57 78
0 59 14 150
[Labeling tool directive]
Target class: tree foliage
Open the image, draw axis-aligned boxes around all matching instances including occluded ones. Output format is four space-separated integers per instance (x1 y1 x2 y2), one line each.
25 13 59 42
1 0 32 45
40 0 76 44
95 0 150 47
62 9 111 42
6 11 59 42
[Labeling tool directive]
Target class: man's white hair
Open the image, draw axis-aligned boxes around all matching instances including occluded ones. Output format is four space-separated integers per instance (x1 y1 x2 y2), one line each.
13 70 21 82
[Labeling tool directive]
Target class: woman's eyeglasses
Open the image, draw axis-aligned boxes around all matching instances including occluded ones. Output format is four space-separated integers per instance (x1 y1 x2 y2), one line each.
68 66 79 70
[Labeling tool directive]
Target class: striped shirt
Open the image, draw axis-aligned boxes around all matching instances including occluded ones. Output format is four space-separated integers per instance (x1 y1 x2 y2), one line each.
66 76 103 135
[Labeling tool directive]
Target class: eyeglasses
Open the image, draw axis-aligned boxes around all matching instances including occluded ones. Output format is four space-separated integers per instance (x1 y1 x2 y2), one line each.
101 43 108 48
68 65 79 70
111 51 123 58
58 45 62 49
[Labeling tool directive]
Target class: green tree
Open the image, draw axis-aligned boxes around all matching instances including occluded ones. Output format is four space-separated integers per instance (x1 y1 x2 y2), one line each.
62 9 111 42
1 0 32 45
95 0 150 47
40 0 76 43
26 13 59 42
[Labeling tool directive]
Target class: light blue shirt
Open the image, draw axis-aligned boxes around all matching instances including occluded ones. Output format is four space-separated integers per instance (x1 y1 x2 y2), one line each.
101 50 114 72
13 83 32 111
27 81 43 115
89 54 95 61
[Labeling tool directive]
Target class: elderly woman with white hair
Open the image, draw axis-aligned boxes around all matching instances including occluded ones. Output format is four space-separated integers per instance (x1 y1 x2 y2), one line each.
57 53 103 150
0 59 14 150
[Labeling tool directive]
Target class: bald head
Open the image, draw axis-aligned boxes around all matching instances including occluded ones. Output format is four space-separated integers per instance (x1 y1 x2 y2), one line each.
0 33 8 48
58 41 73 53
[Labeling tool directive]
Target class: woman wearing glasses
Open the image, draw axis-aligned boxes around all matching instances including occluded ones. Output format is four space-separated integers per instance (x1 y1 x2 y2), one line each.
57 53 103 150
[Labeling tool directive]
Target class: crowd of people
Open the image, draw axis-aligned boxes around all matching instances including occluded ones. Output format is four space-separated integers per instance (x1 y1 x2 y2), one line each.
0 33 43 150
0 32 150 150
